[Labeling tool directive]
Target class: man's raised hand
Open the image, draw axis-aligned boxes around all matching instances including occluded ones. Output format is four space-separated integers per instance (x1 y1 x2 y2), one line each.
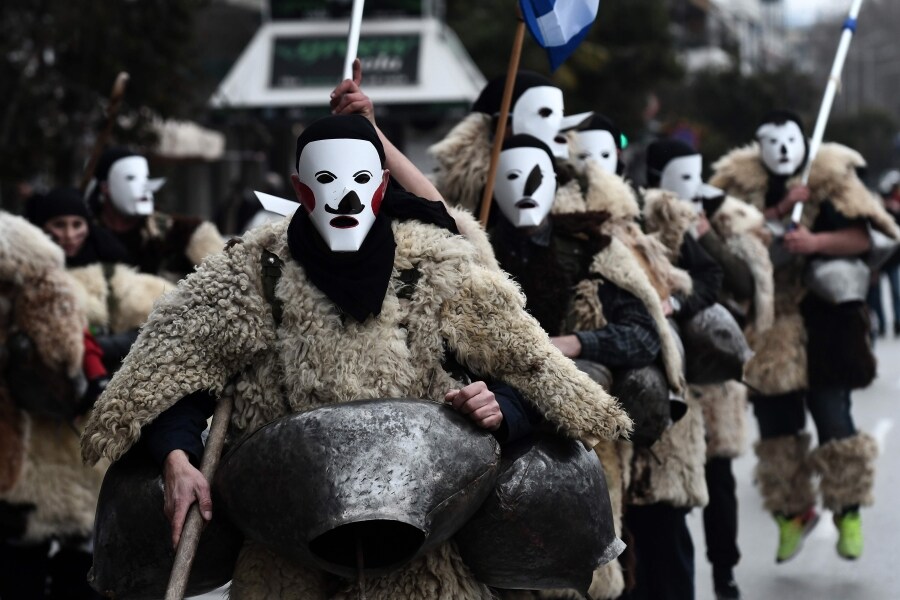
330 58 375 124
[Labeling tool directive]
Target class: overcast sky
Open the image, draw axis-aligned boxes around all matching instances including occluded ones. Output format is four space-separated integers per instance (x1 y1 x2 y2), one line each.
783 0 857 27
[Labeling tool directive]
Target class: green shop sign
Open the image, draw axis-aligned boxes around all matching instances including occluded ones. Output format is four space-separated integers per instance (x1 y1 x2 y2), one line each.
271 34 420 88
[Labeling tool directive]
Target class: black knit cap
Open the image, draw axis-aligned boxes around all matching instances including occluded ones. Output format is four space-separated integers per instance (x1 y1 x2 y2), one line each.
295 114 385 172
580 114 622 150
502 134 556 165
472 70 556 116
757 110 806 135
25 187 90 227
95 147 140 182
646 139 699 187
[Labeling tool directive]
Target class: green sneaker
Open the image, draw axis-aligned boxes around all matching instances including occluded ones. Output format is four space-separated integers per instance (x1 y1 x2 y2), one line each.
775 507 819 563
834 510 863 560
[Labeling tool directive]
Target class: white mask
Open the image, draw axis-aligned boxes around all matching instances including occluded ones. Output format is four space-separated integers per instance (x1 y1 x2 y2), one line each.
574 130 618 175
295 139 387 252
511 87 566 155
106 156 164 216
659 154 703 202
756 121 806 176
494 146 557 228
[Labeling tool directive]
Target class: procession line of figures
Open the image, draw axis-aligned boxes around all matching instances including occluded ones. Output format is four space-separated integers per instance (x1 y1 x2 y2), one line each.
1 67 897 600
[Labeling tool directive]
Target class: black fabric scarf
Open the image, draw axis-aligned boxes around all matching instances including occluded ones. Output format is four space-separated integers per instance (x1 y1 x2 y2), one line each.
287 180 458 323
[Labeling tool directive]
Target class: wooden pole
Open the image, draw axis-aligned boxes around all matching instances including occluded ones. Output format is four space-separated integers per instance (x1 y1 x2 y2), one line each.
792 0 866 225
478 7 527 227
164 392 235 600
79 72 130 193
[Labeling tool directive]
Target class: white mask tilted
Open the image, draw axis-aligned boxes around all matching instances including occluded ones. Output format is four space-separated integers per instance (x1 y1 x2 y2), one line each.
574 129 618 175
659 154 703 202
106 156 163 216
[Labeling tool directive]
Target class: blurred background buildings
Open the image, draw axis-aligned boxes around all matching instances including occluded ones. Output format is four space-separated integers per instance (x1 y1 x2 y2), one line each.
1 0 897 228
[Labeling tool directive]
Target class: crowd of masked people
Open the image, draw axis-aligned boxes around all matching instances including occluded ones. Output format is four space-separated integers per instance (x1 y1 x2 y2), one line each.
1 64 897 600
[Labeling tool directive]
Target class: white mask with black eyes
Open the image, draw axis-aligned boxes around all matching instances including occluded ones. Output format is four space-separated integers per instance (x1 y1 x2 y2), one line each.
756 121 806 176
575 129 618 175
659 154 703 202
106 156 165 216
494 146 557 228
295 139 388 252
511 87 566 155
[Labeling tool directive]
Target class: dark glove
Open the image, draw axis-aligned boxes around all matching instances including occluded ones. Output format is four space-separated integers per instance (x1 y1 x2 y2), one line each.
0 500 36 541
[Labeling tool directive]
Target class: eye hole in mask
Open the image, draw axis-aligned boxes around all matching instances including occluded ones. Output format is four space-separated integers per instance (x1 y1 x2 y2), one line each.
539 107 553 118
316 171 337 184
354 171 372 184
507 170 521 181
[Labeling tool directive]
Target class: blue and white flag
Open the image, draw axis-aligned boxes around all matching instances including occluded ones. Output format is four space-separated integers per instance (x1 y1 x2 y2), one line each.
520 0 600 71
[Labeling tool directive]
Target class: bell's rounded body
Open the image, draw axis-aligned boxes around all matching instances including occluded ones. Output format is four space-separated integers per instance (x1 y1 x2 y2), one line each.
455 433 624 594
214 398 501 579
681 304 752 384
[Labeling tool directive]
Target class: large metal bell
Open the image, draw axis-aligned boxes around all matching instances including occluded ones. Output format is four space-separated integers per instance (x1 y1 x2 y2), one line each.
90 448 243 599
805 257 870 304
6 331 80 421
573 359 613 389
213 398 501 579
455 433 624 594
681 304 753 385
611 363 677 447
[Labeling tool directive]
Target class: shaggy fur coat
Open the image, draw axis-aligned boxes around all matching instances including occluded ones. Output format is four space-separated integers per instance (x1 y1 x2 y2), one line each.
711 143 900 393
68 264 173 334
81 214 632 599
0 212 105 542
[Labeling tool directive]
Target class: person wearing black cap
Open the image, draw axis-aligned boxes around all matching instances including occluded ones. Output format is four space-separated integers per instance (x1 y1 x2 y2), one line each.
711 112 900 564
607 139 725 600
26 187 172 374
81 114 632 599
87 148 224 279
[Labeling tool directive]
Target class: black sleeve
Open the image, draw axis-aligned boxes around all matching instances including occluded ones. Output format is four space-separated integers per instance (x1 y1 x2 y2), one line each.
139 390 216 469
574 281 661 369
698 230 755 302
488 380 543 445
673 235 723 320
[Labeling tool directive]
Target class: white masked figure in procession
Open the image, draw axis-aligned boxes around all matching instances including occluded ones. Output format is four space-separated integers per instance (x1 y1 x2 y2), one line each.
643 137 776 600
429 70 590 213
81 115 632 600
87 148 224 280
573 114 623 177
710 110 900 563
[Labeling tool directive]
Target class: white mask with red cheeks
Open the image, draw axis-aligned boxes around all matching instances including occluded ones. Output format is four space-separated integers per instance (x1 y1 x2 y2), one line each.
295 138 389 252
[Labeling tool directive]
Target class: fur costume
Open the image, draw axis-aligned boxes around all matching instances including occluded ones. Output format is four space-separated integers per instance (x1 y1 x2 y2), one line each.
0 212 104 542
753 433 815 516
711 142 900 394
691 381 747 459
68 264 173 334
429 113 494 214
82 216 632 597
808 433 878 513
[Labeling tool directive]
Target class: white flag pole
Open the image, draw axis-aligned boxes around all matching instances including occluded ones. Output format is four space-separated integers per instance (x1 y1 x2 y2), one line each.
792 0 866 225
343 0 366 80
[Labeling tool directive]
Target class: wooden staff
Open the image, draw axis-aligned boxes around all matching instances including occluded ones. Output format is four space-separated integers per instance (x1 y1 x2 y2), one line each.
79 72 130 193
164 392 234 600
792 0 866 225
343 0 366 80
478 6 527 227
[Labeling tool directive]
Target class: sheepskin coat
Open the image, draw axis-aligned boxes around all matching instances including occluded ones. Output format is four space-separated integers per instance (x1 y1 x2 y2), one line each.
68 264 173 334
81 214 632 598
0 212 104 542
711 143 900 394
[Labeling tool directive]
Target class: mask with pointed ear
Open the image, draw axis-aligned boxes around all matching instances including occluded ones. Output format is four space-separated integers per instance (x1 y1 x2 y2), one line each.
756 120 807 176
294 138 388 252
106 156 159 216
494 135 558 228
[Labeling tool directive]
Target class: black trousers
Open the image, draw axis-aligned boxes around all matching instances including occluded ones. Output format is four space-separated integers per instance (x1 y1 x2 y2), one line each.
619 503 694 600
702 457 740 573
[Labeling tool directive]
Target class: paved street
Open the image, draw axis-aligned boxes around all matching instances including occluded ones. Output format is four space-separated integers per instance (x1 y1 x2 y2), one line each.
195 336 900 600
691 335 900 600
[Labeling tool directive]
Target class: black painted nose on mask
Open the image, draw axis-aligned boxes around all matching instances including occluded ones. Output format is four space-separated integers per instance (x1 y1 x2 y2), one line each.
325 191 365 215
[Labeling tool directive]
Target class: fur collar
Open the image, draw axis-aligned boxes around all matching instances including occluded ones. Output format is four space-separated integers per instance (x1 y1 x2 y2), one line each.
641 189 697 258
429 113 493 213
